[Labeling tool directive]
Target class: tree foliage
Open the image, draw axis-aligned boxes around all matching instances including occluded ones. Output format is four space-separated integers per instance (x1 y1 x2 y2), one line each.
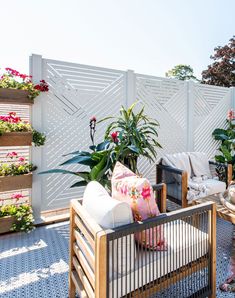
201 36 235 87
165 64 198 81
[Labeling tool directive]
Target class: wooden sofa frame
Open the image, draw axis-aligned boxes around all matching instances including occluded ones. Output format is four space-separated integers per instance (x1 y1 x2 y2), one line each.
69 184 216 298
156 160 233 208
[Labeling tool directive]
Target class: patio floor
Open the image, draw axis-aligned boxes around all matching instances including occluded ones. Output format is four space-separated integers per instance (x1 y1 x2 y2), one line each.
0 219 234 298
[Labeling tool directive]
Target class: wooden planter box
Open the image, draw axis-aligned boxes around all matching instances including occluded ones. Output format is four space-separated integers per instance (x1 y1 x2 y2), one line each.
0 132 32 146
0 216 17 234
0 173 32 192
0 88 33 105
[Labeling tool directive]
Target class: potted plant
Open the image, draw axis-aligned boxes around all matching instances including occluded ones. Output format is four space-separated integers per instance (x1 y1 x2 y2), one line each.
0 112 46 146
212 109 235 179
40 103 161 190
0 152 36 192
0 193 34 234
0 68 49 104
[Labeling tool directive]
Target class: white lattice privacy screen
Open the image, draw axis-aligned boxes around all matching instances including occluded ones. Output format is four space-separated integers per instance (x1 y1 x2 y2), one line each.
30 54 235 216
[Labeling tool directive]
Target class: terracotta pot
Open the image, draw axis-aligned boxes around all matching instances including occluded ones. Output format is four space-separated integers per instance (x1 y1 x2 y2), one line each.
0 132 32 146
0 216 16 234
0 173 32 192
0 88 33 105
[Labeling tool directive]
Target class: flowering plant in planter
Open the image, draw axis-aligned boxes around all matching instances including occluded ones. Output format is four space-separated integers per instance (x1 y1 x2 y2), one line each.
0 68 49 100
0 112 46 146
0 152 36 176
40 103 161 190
0 193 34 233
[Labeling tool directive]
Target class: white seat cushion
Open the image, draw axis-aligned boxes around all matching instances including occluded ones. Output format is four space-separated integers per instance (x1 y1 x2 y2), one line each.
201 179 226 196
109 220 208 297
82 181 135 274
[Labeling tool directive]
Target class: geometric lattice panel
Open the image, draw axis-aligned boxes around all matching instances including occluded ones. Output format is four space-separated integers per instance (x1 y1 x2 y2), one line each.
31 55 233 214
193 84 232 159
136 73 187 183
33 59 126 212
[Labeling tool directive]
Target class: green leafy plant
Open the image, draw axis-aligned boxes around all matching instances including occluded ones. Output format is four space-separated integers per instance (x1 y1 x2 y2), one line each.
0 112 46 146
40 103 161 190
0 68 49 100
0 202 34 233
100 102 161 173
212 109 235 177
0 152 36 176
33 130 46 147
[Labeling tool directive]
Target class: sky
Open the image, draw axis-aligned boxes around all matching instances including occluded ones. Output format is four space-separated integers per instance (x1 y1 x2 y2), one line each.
1 0 234 79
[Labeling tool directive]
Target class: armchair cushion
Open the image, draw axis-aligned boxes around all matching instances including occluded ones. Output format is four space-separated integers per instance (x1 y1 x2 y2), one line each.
112 162 166 250
189 152 212 178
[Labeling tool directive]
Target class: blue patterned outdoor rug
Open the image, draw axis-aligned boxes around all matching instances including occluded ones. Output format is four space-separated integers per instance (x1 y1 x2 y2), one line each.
0 219 234 297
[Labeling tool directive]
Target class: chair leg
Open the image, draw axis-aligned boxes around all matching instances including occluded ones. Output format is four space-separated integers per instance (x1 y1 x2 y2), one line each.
69 276 76 298
181 171 188 208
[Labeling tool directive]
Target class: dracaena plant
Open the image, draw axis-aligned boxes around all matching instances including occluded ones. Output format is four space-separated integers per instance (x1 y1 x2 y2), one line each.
40 103 161 190
212 109 235 178
99 102 161 173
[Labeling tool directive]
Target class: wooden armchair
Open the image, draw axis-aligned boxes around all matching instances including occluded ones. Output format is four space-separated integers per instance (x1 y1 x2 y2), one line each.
69 183 216 298
157 158 233 208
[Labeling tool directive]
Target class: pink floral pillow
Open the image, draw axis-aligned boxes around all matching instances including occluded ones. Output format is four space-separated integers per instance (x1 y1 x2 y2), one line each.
112 162 166 250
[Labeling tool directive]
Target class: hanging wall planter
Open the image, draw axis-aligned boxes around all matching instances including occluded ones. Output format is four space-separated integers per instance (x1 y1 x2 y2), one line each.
0 216 17 234
0 173 33 192
0 89 33 105
0 132 33 146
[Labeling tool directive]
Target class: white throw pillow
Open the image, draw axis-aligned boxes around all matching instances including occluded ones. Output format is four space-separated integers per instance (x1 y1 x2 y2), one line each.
83 181 135 274
189 152 211 178
163 152 192 180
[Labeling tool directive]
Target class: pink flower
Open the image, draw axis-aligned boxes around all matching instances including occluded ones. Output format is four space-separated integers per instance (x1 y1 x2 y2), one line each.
6 151 18 158
18 156 25 163
111 131 118 143
141 184 151 200
11 193 23 201
227 109 234 121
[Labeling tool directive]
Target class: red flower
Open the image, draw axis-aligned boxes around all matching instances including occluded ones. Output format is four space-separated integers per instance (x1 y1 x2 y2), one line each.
111 131 118 143
90 116 96 122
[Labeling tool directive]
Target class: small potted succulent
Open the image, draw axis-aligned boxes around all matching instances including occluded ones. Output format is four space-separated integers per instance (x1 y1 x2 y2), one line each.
0 193 34 234
0 152 37 192
0 112 46 146
0 67 49 104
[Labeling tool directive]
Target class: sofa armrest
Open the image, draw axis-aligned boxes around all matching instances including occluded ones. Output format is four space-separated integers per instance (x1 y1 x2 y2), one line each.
209 160 233 185
157 163 185 175
152 183 167 213
156 164 188 208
